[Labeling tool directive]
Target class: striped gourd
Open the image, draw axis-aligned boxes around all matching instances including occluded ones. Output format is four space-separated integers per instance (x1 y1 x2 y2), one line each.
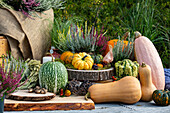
39 61 68 94
115 59 139 79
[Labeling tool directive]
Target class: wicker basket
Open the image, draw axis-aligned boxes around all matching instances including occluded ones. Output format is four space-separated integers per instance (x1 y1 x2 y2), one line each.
67 68 114 81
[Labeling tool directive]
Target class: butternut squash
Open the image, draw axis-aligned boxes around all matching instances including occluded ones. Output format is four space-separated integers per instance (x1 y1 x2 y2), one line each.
134 31 165 90
139 62 157 102
87 76 142 104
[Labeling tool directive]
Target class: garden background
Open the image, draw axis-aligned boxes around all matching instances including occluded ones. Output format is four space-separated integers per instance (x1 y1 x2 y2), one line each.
53 0 169 68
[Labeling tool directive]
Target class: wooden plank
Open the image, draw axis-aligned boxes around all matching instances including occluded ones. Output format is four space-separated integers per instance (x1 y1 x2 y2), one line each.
4 95 95 111
0 36 9 57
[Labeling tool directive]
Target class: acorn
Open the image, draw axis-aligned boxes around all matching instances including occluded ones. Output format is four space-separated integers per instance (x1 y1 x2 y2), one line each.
35 89 41 94
28 88 34 93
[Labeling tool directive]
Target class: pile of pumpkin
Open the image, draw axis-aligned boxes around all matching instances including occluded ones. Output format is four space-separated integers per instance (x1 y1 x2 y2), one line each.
85 31 169 106
38 31 169 106
59 51 110 70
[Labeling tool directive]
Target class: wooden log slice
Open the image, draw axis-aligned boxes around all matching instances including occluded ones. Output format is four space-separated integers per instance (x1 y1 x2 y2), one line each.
4 95 95 111
67 68 114 81
6 90 55 101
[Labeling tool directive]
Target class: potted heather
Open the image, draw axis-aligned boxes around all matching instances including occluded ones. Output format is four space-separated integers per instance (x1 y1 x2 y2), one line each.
0 64 26 113
0 0 64 62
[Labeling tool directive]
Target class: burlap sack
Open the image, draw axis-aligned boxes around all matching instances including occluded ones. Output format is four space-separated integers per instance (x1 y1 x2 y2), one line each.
0 8 54 60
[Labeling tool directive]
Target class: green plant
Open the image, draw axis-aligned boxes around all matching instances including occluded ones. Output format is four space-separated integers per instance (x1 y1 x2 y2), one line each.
0 65 26 98
111 34 134 65
53 21 107 54
118 0 170 68
51 18 73 53
53 0 169 68
2 54 29 82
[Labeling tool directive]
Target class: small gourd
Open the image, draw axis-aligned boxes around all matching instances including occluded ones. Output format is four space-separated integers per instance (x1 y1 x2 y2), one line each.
115 59 139 79
65 90 71 97
72 52 94 70
97 64 103 68
139 62 157 102
152 90 170 106
91 54 103 64
60 51 74 64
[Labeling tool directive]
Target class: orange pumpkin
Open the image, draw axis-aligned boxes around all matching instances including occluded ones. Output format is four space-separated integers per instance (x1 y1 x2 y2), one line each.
104 32 131 56
60 51 74 64
97 64 103 68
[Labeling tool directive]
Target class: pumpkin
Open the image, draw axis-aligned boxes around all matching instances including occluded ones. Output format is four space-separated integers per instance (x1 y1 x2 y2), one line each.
97 64 103 68
134 31 165 90
104 32 130 56
60 51 74 64
139 62 157 101
65 89 71 97
39 58 68 94
91 54 103 64
87 76 142 104
152 90 170 106
115 59 139 79
72 52 94 70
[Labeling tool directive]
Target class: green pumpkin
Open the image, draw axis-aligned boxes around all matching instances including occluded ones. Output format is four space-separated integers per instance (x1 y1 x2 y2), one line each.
91 54 103 64
115 59 139 79
152 90 170 106
39 61 68 94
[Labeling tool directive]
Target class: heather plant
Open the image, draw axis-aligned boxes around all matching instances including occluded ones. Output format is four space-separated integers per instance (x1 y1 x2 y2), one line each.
0 65 26 99
0 0 65 17
51 18 73 53
53 20 109 54
2 54 41 90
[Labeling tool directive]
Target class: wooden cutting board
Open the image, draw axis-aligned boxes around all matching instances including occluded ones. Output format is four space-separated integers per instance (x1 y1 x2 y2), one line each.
4 90 95 111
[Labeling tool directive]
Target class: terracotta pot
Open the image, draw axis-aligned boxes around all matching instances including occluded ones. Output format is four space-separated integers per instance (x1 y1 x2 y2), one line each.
0 96 5 113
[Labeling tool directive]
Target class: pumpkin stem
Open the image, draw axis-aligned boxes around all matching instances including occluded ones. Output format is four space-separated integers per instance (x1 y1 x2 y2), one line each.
85 92 90 101
141 62 146 67
82 55 88 60
134 31 142 39
51 54 54 62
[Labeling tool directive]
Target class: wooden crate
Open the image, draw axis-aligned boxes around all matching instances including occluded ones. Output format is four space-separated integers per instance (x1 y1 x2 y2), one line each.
0 36 9 57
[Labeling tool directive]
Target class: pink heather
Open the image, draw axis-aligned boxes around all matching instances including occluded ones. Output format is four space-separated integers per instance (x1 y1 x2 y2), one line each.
0 66 25 97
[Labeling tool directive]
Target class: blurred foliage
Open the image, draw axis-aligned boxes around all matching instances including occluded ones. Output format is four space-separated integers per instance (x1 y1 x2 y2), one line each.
53 0 169 68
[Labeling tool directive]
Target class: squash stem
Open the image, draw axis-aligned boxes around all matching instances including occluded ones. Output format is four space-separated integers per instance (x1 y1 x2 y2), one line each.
51 54 54 62
134 31 142 39
82 55 88 61
141 62 146 67
85 92 90 101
